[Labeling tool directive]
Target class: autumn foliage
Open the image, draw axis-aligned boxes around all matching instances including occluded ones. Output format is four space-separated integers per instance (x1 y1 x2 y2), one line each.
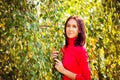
0 0 120 80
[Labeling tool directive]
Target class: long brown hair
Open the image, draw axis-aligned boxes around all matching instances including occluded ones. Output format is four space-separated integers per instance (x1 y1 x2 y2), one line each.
64 15 86 47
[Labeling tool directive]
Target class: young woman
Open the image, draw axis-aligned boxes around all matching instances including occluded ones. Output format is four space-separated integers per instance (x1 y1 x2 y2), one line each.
52 15 91 80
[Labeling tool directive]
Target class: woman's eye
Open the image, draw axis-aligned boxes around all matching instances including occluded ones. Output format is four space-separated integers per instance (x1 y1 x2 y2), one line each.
66 25 70 27
73 25 76 28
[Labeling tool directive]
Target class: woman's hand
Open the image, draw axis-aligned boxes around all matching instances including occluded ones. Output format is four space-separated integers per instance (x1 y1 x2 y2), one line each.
54 59 65 73
55 59 76 80
51 51 59 60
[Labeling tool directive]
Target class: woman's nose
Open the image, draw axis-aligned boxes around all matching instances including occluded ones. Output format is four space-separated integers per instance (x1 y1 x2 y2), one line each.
69 26 73 31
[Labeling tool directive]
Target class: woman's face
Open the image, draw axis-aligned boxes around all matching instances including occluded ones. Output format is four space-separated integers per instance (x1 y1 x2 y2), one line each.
66 19 80 38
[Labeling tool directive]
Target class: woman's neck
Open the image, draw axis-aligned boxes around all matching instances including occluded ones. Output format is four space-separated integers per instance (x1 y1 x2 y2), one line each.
67 37 77 46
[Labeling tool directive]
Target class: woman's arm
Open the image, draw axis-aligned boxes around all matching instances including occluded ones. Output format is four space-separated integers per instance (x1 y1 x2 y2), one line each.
75 47 91 80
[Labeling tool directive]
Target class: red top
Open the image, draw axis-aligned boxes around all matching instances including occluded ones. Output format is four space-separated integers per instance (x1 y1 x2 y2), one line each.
61 37 91 80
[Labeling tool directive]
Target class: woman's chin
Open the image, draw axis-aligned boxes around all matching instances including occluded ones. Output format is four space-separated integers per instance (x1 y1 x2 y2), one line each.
67 36 76 38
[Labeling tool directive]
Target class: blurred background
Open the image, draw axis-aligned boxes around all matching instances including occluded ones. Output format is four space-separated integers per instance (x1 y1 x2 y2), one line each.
0 0 120 80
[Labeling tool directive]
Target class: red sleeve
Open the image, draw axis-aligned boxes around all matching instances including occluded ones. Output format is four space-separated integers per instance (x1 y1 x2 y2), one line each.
75 47 91 80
